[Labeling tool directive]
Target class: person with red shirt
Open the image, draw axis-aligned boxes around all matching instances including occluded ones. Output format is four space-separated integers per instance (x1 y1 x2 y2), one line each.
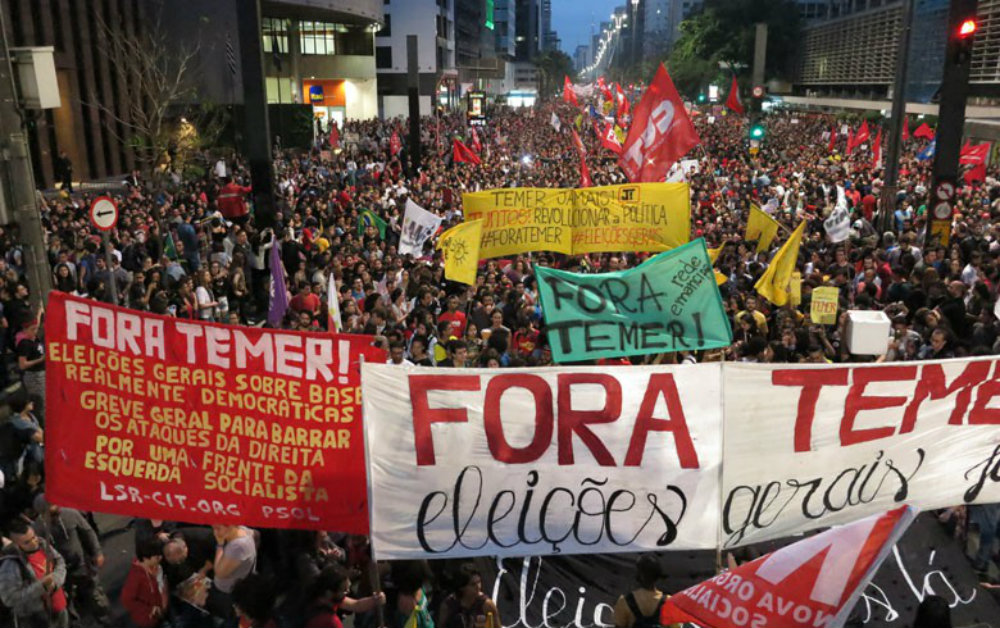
121 536 169 627
217 177 252 224
290 282 321 316
437 294 467 338
0 518 69 628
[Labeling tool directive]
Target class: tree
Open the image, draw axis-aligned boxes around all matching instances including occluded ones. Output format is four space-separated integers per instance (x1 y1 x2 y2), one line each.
665 0 800 98
535 50 576 99
87 3 226 180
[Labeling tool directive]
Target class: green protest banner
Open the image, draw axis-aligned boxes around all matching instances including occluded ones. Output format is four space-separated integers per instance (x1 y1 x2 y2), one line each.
535 239 732 362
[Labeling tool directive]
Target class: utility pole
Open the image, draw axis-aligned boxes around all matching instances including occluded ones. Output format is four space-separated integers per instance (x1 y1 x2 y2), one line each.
236 0 276 229
928 0 979 248
0 6 51 312
878 0 914 236
407 35 422 173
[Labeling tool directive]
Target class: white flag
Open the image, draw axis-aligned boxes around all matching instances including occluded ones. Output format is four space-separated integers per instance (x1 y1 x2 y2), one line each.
550 112 561 132
824 185 851 243
327 272 342 332
398 198 443 257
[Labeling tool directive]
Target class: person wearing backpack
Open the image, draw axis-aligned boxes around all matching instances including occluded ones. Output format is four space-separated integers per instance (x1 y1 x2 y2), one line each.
612 555 679 628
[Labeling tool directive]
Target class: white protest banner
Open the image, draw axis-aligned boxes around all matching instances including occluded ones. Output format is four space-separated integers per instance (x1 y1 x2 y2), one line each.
362 363 723 559
824 185 851 243
721 358 1000 548
398 198 443 256
550 112 561 132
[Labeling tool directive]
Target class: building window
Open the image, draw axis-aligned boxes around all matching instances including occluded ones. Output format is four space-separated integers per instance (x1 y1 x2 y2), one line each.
378 15 391 37
376 46 393 68
300 21 341 55
262 18 290 54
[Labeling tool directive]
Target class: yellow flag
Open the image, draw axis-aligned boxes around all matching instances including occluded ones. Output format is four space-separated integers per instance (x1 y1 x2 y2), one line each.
789 271 802 307
745 204 780 253
437 220 482 285
755 221 806 306
707 246 727 286
614 125 626 144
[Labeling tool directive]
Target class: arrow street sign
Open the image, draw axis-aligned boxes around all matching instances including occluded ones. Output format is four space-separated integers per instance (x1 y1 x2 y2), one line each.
89 196 118 231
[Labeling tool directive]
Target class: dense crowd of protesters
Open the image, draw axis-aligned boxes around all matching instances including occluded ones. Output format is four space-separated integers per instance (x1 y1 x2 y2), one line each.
0 92 995 626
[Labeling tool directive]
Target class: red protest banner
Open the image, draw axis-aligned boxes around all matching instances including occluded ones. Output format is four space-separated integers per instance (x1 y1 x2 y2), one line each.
44 291 384 532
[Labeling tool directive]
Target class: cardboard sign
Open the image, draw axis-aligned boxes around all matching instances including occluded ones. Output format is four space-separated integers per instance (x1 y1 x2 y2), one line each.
811 286 840 325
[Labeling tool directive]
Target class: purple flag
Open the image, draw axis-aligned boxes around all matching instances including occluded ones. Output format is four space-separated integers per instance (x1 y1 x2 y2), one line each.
268 238 288 327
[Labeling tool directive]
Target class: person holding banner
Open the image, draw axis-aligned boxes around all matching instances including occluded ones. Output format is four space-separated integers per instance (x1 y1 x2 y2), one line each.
613 555 679 628
437 564 501 628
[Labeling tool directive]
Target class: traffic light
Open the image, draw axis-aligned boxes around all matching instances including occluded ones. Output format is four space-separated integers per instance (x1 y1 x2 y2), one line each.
697 93 707 104
750 123 765 140
948 2 979 66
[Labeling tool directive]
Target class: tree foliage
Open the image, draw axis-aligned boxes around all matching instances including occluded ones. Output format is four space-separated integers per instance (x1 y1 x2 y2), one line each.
534 50 576 99
665 0 800 97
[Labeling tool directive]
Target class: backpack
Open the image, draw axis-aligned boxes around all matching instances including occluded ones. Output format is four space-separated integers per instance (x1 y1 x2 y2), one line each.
624 592 665 628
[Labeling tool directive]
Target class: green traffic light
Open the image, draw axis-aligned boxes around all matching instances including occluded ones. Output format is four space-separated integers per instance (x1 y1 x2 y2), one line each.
697 94 706 103
750 125 765 140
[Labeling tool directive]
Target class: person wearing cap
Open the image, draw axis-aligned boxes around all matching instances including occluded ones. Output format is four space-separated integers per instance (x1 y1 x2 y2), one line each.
17 317 45 424
32 493 109 624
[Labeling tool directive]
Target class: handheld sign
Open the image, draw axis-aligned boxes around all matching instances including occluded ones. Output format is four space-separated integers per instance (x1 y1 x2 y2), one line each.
810 286 840 325
89 196 119 231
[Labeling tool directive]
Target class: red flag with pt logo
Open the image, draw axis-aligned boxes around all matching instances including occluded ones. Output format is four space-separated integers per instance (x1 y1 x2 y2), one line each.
662 506 917 628
563 76 579 107
620 64 700 182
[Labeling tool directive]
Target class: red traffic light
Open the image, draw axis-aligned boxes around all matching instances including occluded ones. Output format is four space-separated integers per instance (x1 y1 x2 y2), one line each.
959 19 978 38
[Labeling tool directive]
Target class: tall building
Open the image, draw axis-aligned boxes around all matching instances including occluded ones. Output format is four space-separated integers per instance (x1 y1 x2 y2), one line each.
540 0 553 50
0 0 145 186
0 0 382 186
256 1 382 124
793 0 1000 100
515 0 541 61
495 0 517 59
574 44 592 72
376 0 456 118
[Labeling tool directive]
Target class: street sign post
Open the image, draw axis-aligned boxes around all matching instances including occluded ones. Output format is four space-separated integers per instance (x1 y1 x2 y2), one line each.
89 196 119 305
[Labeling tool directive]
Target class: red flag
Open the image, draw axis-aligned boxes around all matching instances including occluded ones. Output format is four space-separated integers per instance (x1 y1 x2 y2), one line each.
470 127 482 153
914 122 935 140
827 125 837 153
601 122 624 155
901 118 910 141
570 128 586 157
579 153 592 188
960 141 990 164
871 127 883 170
965 163 987 183
854 120 871 148
571 128 591 187
725 75 744 115
598 76 613 102
662 506 917 628
389 131 402 157
329 123 340 150
563 76 578 106
452 139 481 165
846 128 855 154
619 64 700 183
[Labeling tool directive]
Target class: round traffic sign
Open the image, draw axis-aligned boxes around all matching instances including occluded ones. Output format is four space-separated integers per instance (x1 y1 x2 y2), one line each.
935 181 955 201
89 196 118 231
933 201 952 220
752 85 765 98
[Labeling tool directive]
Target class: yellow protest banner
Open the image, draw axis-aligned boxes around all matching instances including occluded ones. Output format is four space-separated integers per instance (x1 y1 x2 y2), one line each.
462 183 690 259
789 271 802 307
745 204 779 253
811 286 840 325
438 220 483 285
